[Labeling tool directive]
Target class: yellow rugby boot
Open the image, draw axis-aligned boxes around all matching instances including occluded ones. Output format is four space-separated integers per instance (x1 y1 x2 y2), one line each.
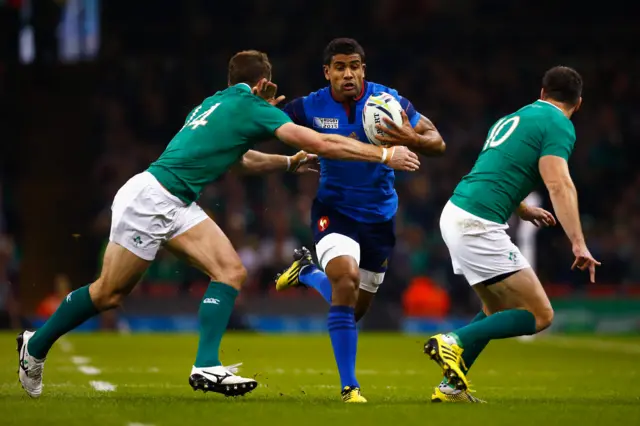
275 247 313 291
424 334 470 391
341 386 367 403
431 382 485 403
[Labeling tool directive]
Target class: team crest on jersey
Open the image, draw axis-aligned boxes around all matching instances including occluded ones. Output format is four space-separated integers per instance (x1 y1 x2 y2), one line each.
313 117 339 129
318 216 330 232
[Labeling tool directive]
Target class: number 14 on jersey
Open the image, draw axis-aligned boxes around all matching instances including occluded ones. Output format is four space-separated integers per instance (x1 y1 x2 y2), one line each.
182 103 222 130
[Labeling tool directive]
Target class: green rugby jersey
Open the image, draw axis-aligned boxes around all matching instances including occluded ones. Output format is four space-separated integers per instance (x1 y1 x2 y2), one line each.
451 100 576 223
147 84 291 203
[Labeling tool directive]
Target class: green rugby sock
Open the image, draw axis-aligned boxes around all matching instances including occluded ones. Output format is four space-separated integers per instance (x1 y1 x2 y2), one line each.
194 282 239 368
28 284 99 359
451 309 537 349
460 310 488 371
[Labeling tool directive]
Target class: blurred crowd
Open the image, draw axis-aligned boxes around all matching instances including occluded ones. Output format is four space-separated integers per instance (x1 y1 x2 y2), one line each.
0 179 22 329
83 0 640 313
4 0 640 320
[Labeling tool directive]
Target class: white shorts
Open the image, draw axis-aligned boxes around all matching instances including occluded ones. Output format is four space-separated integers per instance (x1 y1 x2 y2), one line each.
315 233 385 294
109 171 209 261
439 200 530 286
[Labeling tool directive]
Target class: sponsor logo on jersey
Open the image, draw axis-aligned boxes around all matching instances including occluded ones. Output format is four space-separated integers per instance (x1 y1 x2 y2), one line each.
313 117 339 129
203 298 220 304
318 216 330 232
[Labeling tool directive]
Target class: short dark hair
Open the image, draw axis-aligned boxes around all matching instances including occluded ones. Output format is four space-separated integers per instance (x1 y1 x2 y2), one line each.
228 50 272 87
542 66 583 106
323 38 365 65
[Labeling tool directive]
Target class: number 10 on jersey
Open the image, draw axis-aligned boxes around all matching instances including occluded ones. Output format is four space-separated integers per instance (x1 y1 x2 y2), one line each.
483 116 520 150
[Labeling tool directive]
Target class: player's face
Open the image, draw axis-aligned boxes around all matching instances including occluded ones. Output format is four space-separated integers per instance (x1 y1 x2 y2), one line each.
324 54 365 99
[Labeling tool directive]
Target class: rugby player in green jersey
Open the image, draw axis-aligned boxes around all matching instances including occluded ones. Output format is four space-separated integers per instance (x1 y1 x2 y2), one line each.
17 50 420 399
378 66 600 402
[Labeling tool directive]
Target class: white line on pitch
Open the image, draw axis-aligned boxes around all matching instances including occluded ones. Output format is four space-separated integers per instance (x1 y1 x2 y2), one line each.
89 381 116 392
71 356 91 365
78 366 102 375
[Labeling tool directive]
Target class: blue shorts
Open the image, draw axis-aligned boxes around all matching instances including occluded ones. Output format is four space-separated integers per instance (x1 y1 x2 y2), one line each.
311 198 396 274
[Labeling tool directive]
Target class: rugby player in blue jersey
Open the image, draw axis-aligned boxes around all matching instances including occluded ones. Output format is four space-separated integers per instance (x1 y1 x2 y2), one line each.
275 38 446 402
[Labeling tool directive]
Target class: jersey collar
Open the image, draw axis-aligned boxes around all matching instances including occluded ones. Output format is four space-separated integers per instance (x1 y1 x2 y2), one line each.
235 83 252 92
536 99 565 114
330 81 368 103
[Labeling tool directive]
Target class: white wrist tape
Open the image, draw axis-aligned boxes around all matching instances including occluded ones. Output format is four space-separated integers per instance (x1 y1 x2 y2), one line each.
388 146 396 162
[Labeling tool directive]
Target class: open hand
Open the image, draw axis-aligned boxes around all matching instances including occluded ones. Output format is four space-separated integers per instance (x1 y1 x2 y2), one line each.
254 78 286 106
374 110 419 146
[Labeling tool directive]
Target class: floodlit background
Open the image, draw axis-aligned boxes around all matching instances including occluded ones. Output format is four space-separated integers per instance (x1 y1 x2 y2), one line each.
2 2 640 425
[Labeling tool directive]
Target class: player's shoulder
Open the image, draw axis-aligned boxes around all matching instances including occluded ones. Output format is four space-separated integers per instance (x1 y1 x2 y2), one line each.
283 87 335 126
366 81 416 111
526 101 574 131
367 81 400 98
509 101 554 127
301 86 334 108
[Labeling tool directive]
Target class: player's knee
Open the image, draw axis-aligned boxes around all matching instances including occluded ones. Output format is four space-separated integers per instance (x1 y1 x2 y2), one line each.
216 262 247 290
533 306 554 332
89 279 126 311
328 269 360 306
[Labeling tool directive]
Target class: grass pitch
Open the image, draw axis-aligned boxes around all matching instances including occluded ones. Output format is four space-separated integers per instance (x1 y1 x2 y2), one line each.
1 332 639 425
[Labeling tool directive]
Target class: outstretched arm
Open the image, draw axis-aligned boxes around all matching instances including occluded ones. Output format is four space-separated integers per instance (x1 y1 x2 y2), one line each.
539 155 600 282
274 122 420 171
232 150 317 175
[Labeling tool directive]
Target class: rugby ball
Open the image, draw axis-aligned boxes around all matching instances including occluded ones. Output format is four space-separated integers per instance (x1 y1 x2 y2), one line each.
362 92 403 146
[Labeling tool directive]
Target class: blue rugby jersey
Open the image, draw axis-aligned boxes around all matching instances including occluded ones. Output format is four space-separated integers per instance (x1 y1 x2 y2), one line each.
283 81 421 223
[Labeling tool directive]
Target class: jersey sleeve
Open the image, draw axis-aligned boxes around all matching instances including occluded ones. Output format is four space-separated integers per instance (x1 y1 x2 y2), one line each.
540 117 576 161
282 97 309 126
250 100 293 137
397 95 421 128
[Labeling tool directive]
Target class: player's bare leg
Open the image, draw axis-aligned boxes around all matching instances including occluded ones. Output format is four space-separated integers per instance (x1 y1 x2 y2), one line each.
354 289 374 322
18 242 150 398
473 268 553 330
165 217 257 397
